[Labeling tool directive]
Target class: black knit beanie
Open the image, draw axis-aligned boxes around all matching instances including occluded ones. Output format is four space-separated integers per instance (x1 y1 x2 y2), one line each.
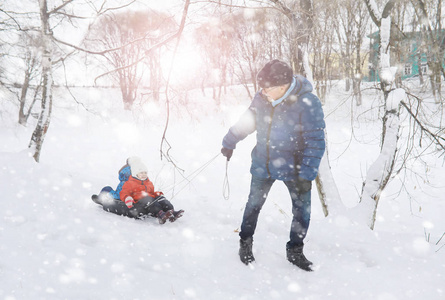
257 59 293 88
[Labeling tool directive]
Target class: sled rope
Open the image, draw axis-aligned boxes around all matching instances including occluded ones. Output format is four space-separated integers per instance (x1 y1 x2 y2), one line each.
164 153 221 200
222 160 230 200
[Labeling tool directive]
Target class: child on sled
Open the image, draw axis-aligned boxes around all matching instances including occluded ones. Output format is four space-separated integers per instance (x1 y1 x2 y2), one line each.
92 156 184 224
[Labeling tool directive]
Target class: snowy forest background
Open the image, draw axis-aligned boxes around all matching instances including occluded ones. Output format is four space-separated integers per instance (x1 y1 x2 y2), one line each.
1 0 445 299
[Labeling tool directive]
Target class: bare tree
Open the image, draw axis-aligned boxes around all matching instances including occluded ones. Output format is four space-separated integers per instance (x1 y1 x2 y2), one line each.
357 0 403 229
84 9 176 108
2 0 191 162
334 0 369 105
268 0 312 76
228 9 279 96
411 0 445 103
196 0 315 85
310 0 337 103
17 32 42 126
28 0 54 162
194 13 235 105
0 5 41 126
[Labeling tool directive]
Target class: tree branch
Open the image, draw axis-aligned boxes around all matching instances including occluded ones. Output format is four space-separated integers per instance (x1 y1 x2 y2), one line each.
52 33 150 56
400 98 445 151
87 0 137 17
382 0 396 19
363 0 381 27
48 0 75 15
268 0 293 17
93 0 191 84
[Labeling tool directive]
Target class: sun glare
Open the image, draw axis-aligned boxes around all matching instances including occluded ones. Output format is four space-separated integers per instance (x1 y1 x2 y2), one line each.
160 41 203 85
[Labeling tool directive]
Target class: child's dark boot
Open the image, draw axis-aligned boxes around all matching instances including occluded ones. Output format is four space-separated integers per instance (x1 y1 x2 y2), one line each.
169 209 185 222
157 210 174 224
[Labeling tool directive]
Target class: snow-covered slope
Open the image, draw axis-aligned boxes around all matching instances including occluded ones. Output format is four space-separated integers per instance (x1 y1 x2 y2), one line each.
1 85 444 300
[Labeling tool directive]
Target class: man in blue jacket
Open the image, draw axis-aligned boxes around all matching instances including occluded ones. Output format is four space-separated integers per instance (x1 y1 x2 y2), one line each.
221 59 325 271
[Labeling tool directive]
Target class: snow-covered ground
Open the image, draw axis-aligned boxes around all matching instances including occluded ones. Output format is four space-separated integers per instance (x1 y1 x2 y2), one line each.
1 83 444 300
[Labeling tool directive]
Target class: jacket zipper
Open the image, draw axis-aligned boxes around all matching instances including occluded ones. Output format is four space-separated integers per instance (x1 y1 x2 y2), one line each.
266 107 275 177
136 179 149 200
141 180 148 193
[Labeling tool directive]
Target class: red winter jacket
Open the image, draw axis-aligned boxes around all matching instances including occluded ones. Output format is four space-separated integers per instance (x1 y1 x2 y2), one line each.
119 176 162 203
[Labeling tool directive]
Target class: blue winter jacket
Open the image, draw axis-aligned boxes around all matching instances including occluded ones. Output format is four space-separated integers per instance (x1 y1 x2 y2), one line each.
109 165 131 199
222 75 326 181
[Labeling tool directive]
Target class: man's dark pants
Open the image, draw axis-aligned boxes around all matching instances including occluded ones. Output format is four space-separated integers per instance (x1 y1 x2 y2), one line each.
239 175 311 248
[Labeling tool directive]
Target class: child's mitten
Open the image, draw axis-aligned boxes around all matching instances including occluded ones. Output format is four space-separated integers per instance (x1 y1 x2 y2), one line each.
125 196 134 208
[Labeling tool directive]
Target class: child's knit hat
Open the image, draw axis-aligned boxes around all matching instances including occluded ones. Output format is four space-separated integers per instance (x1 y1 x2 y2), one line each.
127 156 148 177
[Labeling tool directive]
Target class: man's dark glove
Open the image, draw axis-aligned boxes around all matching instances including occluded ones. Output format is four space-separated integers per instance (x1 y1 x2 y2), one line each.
221 147 233 161
296 177 312 193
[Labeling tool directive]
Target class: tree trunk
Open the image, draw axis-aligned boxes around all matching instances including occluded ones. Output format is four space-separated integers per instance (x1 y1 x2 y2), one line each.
357 89 403 229
120 82 132 110
417 54 424 85
345 44 352 92
353 77 362 106
201 78 206 97
149 53 161 102
315 146 343 217
354 45 363 106
18 72 31 126
430 63 442 104
360 0 401 229
345 78 351 92
29 0 53 163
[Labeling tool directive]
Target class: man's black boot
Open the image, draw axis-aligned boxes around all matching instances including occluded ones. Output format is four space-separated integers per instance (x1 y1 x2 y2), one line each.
239 237 255 265
286 244 313 271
